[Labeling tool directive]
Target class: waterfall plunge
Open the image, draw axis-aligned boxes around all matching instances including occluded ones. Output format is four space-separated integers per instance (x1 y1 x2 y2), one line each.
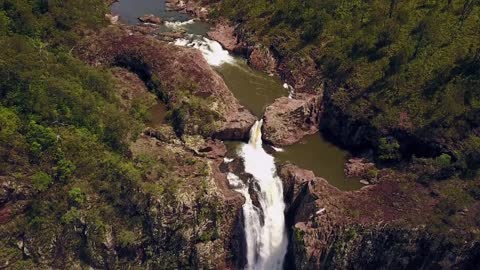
228 120 288 270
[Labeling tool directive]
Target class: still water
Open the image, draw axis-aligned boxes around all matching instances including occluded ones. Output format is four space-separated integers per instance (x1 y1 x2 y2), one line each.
216 61 287 117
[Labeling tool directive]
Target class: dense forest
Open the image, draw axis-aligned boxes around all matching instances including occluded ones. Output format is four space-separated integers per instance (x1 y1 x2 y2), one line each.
218 0 480 179
0 0 151 267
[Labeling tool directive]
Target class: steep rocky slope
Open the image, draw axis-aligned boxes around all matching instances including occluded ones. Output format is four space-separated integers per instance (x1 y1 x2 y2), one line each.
279 164 480 269
77 25 256 140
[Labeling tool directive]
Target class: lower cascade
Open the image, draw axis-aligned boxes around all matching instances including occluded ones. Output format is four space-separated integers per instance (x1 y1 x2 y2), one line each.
228 120 288 270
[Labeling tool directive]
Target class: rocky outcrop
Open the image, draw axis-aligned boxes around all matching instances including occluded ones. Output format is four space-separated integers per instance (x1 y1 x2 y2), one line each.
278 163 480 269
344 157 383 185
105 13 119 24
207 21 246 54
138 14 162 24
247 46 277 75
276 55 323 94
166 0 209 20
128 132 245 269
76 26 255 140
262 94 322 146
0 177 34 225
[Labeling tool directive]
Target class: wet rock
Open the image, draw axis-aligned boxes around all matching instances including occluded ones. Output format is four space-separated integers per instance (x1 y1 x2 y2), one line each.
207 21 246 54
262 94 322 146
138 14 162 24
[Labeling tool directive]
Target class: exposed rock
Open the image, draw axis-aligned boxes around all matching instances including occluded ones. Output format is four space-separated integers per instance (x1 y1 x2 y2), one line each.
166 0 209 20
278 163 479 269
262 94 322 146
247 46 277 75
105 13 119 24
138 14 162 24
207 21 246 54
0 177 33 224
129 134 245 268
76 26 255 140
345 158 377 184
144 125 179 144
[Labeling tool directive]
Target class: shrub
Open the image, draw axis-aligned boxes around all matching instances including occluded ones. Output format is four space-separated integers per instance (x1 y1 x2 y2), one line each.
378 137 401 162
68 187 85 205
31 172 53 191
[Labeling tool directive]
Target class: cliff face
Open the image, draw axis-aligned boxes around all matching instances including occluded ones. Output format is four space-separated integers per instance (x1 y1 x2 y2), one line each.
127 133 244 269
279 163 480 270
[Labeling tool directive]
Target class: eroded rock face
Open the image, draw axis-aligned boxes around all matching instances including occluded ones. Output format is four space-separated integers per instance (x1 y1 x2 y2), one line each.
278 163 479 269
262 94 322 146
207 21 246 54
129 131 245 269
76 26 255 140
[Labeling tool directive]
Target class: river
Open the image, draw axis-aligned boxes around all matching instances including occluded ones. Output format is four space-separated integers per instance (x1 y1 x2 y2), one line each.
110 1 362 268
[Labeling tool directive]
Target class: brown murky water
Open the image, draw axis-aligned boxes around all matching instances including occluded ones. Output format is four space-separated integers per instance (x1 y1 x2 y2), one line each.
146 100 167 128
274 134 363 191
215 60 287 117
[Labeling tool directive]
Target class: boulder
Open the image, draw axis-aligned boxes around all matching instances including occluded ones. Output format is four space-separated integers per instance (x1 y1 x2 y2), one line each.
138 14 162 24
105 13 119 24
262 93 322 146
247 46 277 75
345 158 375 179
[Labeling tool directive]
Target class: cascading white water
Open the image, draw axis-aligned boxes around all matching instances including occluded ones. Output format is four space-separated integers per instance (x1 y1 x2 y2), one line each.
173 35 235 66
164 19 195 29
228 120 288 270
227 173 262 269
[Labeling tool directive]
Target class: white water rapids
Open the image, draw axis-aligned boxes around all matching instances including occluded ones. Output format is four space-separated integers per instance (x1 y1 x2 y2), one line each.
173 34 235 66
228 120 288 270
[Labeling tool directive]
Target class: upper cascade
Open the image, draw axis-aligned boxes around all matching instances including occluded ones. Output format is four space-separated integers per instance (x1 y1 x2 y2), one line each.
173 34 235 67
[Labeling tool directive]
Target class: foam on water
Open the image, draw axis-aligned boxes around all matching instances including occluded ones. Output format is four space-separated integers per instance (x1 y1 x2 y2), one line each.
164 19 195 29
174 35 235 66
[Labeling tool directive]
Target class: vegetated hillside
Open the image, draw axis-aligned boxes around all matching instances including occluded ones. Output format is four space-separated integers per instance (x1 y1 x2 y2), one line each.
218 0 480 179
0 0 140 267
0 1 242 268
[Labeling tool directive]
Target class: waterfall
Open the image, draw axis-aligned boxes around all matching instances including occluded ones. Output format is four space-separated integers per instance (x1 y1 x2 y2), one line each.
173 35 235 66
228 120 288 270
